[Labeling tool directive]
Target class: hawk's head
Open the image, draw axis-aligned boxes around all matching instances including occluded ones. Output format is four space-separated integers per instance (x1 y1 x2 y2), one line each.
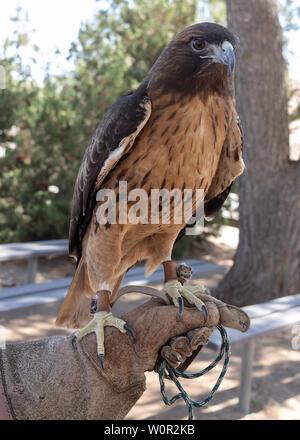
145 22 239 99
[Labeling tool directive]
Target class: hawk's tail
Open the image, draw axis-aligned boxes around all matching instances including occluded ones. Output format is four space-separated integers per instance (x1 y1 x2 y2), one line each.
55 262 126 329
55 259 92 329
109 273 126 305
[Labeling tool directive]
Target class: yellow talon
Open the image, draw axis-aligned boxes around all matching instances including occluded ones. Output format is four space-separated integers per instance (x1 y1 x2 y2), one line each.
163 279 208 322
74 311 136 366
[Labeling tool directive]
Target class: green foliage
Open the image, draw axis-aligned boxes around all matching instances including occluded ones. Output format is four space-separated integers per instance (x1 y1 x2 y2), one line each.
279 0 300 33
0 72 79 242
205 0 226 25
0 9 88 242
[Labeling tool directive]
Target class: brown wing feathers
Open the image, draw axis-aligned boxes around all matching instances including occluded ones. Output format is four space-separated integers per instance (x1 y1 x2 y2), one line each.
69 91 151 260
204 113 244 220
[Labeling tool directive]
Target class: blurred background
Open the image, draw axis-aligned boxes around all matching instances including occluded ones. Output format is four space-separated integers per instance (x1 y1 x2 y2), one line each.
0 0 299 420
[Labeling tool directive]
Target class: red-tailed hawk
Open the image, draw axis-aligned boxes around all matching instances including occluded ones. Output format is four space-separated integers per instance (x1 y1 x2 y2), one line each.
56 22 244 367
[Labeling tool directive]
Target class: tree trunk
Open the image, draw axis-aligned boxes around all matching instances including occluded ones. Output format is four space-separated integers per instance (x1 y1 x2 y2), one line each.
216 0 300 306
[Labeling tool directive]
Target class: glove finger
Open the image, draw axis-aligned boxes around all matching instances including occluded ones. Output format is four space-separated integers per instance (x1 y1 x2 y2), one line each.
187 327 213 350
170 336 193 357
160 345 185 368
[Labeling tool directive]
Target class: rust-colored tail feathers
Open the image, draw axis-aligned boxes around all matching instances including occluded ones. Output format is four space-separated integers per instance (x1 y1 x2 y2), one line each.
109 273 126 305
55 259 92 329
55 262 126 329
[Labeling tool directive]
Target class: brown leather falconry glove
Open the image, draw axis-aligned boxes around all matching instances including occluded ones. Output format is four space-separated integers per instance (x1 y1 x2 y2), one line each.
0 292 250 420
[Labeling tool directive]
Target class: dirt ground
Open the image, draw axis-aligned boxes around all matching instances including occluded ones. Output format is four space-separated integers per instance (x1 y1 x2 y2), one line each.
0 228 299 420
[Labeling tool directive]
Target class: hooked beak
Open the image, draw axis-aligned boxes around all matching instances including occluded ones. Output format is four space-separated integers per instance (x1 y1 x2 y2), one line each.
200 41 235 76
220 41 235 76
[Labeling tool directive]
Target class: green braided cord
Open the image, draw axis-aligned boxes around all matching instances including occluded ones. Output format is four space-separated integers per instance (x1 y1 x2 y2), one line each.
158 325 230 420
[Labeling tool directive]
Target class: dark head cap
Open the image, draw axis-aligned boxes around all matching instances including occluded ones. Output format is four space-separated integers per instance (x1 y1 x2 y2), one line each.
145 22 239 99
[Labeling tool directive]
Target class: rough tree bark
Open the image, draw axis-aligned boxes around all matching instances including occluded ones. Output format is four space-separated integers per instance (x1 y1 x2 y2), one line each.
216 0 300 306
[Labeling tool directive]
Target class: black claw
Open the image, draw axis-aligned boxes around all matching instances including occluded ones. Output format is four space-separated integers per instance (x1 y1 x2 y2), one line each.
124 324 137 344
176 297 184 321
98 353 105 369
202 304 208 324
90 298 98 314
71 334 77 348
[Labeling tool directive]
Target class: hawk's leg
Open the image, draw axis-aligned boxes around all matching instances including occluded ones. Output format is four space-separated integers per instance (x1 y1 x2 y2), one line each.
162 260 208 322
73 288 136 369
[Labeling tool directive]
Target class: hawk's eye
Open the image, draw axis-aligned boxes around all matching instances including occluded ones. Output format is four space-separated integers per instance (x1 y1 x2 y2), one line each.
191 38 206 52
